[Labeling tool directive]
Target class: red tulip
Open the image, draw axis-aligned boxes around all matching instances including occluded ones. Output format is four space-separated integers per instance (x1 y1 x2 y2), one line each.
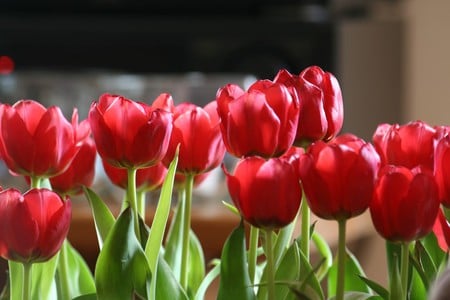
372 120 438 171
50 135 97 196
0 56 14 75
274 66 344 146
434 134 450 207
102 159 167 192
163 100 226 175
0 100 79 178
432 208 450 252
216 79 299 158
223 156 302 230
299 134 380 220
370 165 439 242
0 188 71 263
88 93 173 169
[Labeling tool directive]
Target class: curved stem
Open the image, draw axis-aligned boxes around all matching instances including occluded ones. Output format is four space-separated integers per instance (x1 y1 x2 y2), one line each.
300 194 310 260
127 168 141 241
180 173 194 290
265 229 275 300
248 225 259 285
22 262 32 300
400 242 410 300
336 219 347 300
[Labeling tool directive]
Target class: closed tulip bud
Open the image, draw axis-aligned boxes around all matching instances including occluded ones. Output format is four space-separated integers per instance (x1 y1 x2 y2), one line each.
88 93 173 169
274 66 344 146
0 100 79 178
370 165 440 243
216 79 299 158
434 134 450 207
223 156 302 230
299 134 380 220
0 188 71 263
163 100 226 175
372 120 438 171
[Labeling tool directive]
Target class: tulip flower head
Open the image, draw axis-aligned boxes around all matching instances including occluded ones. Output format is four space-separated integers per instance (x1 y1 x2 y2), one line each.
372 120 438 171
370 165 440 243
216 79 299 158
0 100 79 178
88 93 173 169
163 100 226 175
223 156 302 230
299 134 380 221
0 188 71 263
274 66 344 147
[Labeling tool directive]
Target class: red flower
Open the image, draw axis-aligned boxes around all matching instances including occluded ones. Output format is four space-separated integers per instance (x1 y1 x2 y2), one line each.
0 56 14 75
216 79 299 158
0 100 79 178
50 136 97 196
274 66 344 146
299 134 380 220
163 100 226 175
370 165 440 243
223 156 302 230
102 159 167 192
372 120 438 171
88 93 173 169
432 208 450 252
0 188 71 263
434 134 450 207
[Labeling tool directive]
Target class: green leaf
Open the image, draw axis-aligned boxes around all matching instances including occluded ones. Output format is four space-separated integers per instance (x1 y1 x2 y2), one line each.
221 200 240 216
84 187 116 249
194 262 221 300
311 232 333 281
217 221 256 300
358 276 389 300
409 266 427 300
273 218 297 268
163 197 185 281
421 233 446 273
328 248 370 298
155 255 189 300
95 207 151 300
187 230 206 297
9 255 59 300
145 149 178 272
274 239 300 300
72 293 97 300
297 247 325 300
57 240 96 299
340 291 383 300
31 254 59 300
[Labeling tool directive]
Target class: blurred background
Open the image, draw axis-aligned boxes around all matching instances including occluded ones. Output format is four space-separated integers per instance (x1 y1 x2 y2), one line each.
0 0 448 295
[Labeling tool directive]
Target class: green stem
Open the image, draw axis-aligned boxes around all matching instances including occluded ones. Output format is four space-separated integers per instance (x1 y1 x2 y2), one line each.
265 229 275 300
300 194 310 260
400 242 410 300
127 168 141 241
30 176 42 189
248 225 259 285
336 219 347 300
57 241 71 300
22 262 32 300
180 173 194 290
137 190 146 219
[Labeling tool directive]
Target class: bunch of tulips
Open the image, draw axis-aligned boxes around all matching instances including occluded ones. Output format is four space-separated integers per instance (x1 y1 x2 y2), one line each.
0 65 449 300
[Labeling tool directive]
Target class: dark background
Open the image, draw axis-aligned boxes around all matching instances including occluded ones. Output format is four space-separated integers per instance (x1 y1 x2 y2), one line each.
0 0 341 78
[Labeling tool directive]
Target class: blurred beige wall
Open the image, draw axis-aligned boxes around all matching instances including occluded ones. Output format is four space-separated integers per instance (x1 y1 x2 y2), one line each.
404 0 450 125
